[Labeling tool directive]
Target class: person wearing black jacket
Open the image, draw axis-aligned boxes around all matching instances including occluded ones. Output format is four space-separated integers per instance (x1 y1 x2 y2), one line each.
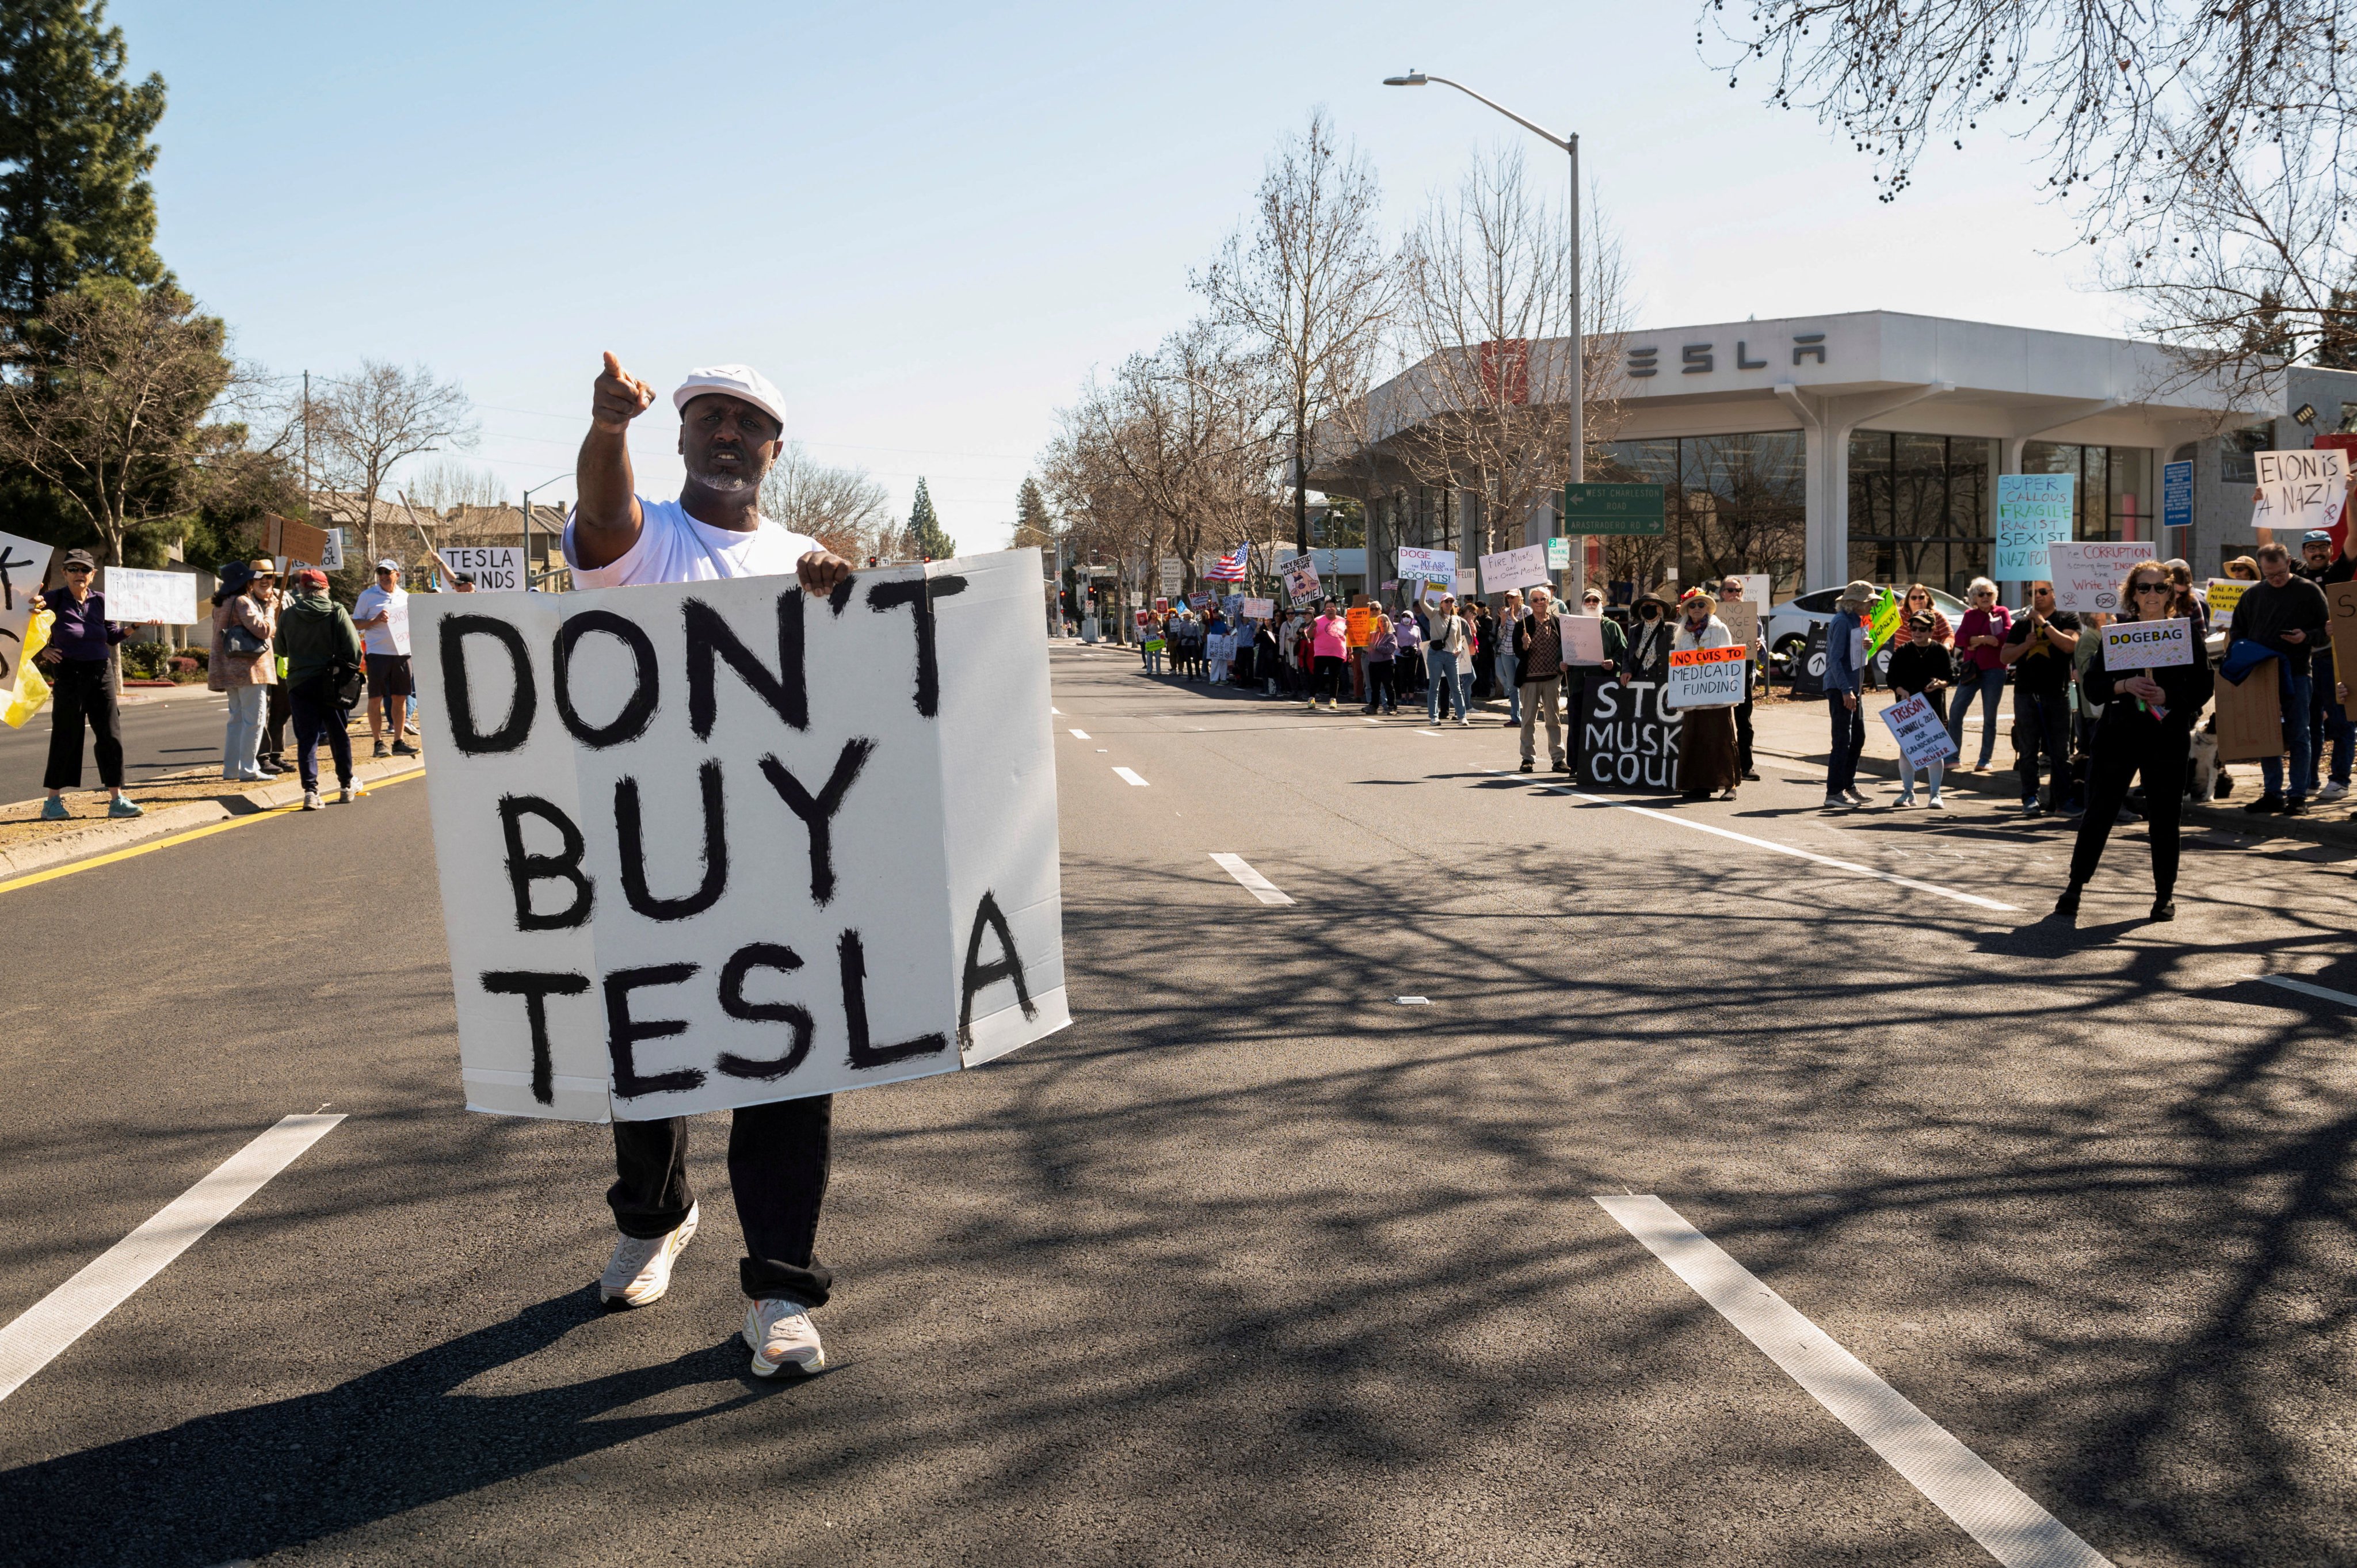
2054 562 2215 923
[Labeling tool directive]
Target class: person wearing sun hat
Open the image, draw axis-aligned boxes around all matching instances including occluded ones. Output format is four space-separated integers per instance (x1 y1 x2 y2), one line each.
564 352 859 1380
1672 587 1741 800
1821 578 1876 810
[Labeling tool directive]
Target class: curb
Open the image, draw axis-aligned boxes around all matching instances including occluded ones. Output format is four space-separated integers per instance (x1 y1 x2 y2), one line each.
0 757 425 882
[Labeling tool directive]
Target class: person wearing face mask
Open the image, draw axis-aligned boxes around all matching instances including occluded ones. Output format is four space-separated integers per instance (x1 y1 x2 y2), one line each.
1626 591 1675 685
2054 561 2214 922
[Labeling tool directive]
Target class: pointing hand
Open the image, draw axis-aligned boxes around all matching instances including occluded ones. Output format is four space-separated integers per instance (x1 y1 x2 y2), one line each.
593 352 656 432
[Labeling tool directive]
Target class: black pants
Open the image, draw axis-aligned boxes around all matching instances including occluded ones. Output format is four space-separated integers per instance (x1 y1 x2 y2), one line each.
262 681 290 758
43 658 123 790
2068 717 2190 899
1361 661 1392 710
609 1096 834 1306
290 685 354 792
1314 654 1347 702
1734 694 1755 772
2015 687 2073 805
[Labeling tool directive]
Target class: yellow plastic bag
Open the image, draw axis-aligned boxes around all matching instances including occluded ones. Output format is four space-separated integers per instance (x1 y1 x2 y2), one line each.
3 608 55 728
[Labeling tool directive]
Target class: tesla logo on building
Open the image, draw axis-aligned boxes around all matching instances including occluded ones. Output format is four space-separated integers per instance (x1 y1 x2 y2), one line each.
1627 333 1829 377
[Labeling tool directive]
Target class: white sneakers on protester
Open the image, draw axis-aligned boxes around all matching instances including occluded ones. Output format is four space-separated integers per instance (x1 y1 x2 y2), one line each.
743 1298 828 1376
598 1202 698 1307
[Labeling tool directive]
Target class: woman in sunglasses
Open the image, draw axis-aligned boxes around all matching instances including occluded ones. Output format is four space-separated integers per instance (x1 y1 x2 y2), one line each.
2054 560 2214 923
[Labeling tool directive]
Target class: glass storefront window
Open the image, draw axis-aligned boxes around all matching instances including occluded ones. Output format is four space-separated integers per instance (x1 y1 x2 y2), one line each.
1597 433 1805 598
1848 432 1993 595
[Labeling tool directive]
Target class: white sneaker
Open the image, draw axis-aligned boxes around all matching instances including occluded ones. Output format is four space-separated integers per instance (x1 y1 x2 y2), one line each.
1928 791 1947 809
2320 780 2350 802
302 789 323 811
743 1297 827 1376
338 782 368 803
1843 787 1868 806
598 1202 698 1307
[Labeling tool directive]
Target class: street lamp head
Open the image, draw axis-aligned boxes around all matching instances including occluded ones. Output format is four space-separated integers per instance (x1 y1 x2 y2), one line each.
1382 71 1427 86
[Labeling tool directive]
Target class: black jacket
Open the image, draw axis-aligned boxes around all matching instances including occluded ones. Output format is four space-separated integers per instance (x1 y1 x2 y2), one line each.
2083 619 2214 738
1886 640 1954 697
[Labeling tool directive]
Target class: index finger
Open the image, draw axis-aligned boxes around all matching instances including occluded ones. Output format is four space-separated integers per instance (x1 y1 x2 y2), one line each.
602 350 627 380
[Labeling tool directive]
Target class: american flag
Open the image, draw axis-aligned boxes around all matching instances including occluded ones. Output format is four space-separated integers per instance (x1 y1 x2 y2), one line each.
1202 543 1249 582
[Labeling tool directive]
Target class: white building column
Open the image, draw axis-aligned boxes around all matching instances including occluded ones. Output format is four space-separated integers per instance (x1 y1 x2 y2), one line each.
1779 381 1952 590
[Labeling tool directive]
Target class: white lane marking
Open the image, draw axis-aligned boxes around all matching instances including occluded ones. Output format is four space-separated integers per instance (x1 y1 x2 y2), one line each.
1596 1195 2113 1568
1361 716 1380 723
1209 852 1294 905
1567 791 2019 911
1416 729 1443 737
1395 996 1429 1005
1069 728 1091 739
0 1113 346 1404
2241 973 2357 1008
1051 707 1063 715
1113 766 1149 787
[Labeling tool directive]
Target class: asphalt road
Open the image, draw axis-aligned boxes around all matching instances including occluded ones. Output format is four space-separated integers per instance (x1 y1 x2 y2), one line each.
0 687 229 803
2 643 2352 1566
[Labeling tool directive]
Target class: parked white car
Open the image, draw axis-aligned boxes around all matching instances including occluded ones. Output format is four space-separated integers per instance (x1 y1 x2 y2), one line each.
1765 584 1971 685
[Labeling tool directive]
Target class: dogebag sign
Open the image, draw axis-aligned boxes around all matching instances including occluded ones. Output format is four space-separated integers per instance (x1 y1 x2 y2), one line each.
1576 673 1682 792
411 548 1069 1123
2102 617 2193 670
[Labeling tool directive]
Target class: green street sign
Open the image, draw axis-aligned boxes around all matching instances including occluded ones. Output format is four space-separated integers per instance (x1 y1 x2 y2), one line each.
1544 536 1571 570
1562 482 1666 536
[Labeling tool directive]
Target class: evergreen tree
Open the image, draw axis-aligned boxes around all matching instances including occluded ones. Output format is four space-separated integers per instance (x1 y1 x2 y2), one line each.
906 476 955 559
1011 475 1054 550
0 0 167 318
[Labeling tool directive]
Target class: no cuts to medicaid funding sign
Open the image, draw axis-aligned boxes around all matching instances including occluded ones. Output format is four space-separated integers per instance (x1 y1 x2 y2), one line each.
411 548 1069 1123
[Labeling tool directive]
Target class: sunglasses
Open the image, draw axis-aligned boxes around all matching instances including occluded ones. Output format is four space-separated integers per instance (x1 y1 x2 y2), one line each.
2132 582 2172 596
63 564 93 574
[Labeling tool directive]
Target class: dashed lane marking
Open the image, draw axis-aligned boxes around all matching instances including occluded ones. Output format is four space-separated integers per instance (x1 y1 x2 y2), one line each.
1069 728 1091 739
1113 766 1150 787
1597 1196 2112 1568
0 1114 348 1404
1208 853 1294 905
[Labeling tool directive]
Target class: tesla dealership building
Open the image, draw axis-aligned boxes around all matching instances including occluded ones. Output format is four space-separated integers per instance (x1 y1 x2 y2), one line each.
1310 310 2357 601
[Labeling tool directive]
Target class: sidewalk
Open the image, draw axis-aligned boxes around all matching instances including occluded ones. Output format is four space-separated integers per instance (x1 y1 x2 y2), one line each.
0 714 424 880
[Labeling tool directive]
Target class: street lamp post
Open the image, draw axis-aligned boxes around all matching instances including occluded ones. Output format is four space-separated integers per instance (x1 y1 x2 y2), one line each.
522 474 573 589
1383 70 1584 597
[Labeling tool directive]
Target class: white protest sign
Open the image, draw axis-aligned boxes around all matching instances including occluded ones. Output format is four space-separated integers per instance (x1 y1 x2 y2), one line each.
410 547 1069 1123
1396 547 1456 584
1739 573 1771 608
102 566 199 624
2251 448 2349 537
2045 540 2152 614
438 545 527 593
1881 691 1959 768
1280 555 1321 606
1241 596 1275 620
0 528 54 690
1993 474 2074 578
1158 558 1183 596
2102 617 2194 670
1477 543 1552 594
1561 615 1607 665
1455 568 1477 597
1663 644 1747 710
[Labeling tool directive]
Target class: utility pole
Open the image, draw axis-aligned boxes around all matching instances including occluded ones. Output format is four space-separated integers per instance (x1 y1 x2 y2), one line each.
301 369 311 507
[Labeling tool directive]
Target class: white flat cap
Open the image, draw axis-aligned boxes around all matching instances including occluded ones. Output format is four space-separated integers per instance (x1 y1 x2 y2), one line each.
672 364 787 430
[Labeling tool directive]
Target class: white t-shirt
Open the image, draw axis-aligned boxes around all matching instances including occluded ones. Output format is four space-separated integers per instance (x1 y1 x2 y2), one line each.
565 497 819 589
351 585 410 656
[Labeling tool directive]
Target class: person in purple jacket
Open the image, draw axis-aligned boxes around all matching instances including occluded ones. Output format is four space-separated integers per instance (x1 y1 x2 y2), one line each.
30 549 139 820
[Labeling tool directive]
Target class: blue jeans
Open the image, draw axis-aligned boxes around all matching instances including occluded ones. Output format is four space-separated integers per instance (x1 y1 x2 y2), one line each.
1498 651 1521 723
1142 646 1162 673
2260 666 2316 800
1945 666 2006 767
1825 692 1864 794
221 685 265 779
2307 668 2351 789
1427 650 1470 722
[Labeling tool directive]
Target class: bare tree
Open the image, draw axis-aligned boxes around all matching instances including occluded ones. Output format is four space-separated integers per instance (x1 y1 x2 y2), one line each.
405 458 509 510
0 278 244 564
313 358 476 563
757 441 892 559
1707 1 2357 387
1391 147 1632 563
1196 108 1393 558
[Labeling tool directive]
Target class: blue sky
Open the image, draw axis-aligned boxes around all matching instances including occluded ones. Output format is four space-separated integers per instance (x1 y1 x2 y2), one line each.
113 0 2107 551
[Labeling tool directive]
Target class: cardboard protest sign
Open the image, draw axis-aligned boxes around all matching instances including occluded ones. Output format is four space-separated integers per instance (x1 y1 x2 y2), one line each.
2330 582 2357 695
1881 692 1958 769
1664 644 1747 710
1477 543 1551 594
1345 606 1372 648
1561 615 1607 665
1152 597 1169 615
101 566 199 625
1576 673 1682 791
439 545 527 593
1397 547 1455 584
2205 578 2248 629
1993 474 2074 578
2251 449 2349 538
0 528 56 691
1280 555 1321 607
1718 600 1759 651
265 514 332 569
2046 541 2150 613
2214 662 2284 762
2102 617 2194 670
410 547 1068 1123
1241 596 1275 620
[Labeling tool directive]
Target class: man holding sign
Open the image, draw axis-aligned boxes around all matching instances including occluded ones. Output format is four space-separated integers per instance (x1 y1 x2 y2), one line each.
2227 541 2329 815
564 353 859 1376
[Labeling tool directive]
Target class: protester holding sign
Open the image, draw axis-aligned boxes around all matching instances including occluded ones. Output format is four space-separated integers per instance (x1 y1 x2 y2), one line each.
1424 595 1472 724
207 560 279 782
1305 598 1349 711
560 353 861 1377
2228 541 2329 815
1715 577 1764 780
1360 609 1398 715
1886 613 1955 808
2001 583 2080 813
2055 562 2215 922
352 561 415 760
1670 590 1741 800
31 550 139 821
1512 586 1569 773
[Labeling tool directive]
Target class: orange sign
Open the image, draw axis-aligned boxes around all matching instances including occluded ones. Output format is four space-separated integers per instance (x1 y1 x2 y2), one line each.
1346 606 1373 648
